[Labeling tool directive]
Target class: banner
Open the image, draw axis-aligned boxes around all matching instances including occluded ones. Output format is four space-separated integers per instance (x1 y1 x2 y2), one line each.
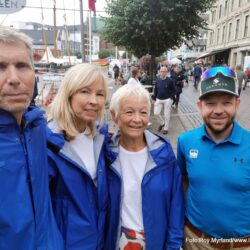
0 0 26 14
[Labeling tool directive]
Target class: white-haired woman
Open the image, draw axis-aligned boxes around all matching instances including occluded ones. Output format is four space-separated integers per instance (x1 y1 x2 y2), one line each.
104 84 184 250
47 63 109 250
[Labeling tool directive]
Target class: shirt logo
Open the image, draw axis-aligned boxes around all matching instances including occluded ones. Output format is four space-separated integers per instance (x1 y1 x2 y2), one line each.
189 149 198 159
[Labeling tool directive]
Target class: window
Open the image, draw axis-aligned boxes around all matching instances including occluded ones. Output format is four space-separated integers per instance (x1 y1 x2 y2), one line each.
219 5 222 18
225 0 228 15
244 15 249 37
228 22 232 41
212 11 216 23
235 19 240 39
210 31 214 45
231 0 234 11
238 0 242 7
217 28 220 43
222 25 226 43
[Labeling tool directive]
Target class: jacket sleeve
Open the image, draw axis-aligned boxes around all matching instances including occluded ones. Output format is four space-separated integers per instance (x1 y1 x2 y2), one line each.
152 81 158 100
47 149 59 182
166 160 184 250
169 78 177 99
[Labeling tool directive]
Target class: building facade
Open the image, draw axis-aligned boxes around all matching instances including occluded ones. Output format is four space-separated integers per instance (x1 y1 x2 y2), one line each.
206 0 250 67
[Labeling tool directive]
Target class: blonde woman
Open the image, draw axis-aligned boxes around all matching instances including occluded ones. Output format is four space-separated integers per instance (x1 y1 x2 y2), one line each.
47 63 109 250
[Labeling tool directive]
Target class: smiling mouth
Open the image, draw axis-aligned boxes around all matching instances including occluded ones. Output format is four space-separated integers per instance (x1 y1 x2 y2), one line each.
86 109 98 112
129 126 143 129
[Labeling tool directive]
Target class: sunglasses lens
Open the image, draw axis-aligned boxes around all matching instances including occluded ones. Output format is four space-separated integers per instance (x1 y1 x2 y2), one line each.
203 67 235 79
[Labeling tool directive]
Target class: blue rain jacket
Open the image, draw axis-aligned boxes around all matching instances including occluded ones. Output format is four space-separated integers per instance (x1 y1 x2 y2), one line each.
0 106 64 250
105 130 184 250
47 121 109 250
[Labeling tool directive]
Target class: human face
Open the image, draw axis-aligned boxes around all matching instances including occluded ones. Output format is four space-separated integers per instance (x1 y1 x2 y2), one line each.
112 96 149 145
197 92 240 141
0 42 35 123
160 68 167 78
70 80 106 132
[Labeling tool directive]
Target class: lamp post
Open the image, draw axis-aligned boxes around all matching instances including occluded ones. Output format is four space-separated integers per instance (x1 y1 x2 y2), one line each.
79 0 85 62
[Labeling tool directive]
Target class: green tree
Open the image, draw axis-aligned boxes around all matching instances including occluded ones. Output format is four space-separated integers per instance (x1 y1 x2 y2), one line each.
102 0 215 83
74 51 82 59
98 48 115 59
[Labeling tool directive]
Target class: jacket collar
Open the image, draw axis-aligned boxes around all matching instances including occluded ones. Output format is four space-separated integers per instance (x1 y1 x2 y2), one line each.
0 104 44 127
108 130 172 175
47 119 106 169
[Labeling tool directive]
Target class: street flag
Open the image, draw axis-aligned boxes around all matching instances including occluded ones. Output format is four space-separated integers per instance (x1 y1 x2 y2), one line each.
89 0 96 12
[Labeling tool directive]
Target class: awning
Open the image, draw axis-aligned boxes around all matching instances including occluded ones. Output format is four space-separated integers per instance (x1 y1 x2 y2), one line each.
197 48 230 59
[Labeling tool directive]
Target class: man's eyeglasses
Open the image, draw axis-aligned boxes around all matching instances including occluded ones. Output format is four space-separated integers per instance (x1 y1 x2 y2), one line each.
202 66 235 80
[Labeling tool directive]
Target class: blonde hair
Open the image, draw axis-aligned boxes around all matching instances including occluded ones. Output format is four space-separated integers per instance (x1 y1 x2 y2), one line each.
110 84 151 117
49 63 108 141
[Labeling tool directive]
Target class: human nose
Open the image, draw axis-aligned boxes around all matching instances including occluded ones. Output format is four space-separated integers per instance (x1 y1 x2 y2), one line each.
88 93 97 104
6 66 20 86
132 112 141 121
213 103 224 114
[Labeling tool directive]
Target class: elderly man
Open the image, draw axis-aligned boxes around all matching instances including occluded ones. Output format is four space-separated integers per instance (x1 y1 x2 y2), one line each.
177 66 250 250
152 66 176 134
0 27 63 249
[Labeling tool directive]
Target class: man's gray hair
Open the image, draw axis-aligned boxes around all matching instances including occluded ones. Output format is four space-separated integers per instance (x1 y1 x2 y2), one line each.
0 26 33 64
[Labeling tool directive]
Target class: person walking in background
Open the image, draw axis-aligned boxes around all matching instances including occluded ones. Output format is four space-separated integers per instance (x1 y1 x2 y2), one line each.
113 64 120 81
127 67 141 85
171 65 184 109
177 66 250 250
105 84 184 250
47 64 109 250
235 65 247 95
245 66 250 83
193 63 202 89
152 66 176 134
0 26 63 249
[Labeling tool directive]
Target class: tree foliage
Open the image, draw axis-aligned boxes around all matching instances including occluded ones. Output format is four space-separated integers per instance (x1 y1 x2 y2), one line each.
102 0 215 58
98 48 115 59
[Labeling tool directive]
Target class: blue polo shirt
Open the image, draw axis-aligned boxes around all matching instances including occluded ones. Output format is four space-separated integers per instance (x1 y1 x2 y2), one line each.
177 121 250 238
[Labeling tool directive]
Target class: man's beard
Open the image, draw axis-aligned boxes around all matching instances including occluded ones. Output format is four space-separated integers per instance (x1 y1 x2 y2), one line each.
204 115 235 135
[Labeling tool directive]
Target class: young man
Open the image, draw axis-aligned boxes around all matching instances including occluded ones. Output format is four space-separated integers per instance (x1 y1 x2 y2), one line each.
0 27 63 249
177 66 250 250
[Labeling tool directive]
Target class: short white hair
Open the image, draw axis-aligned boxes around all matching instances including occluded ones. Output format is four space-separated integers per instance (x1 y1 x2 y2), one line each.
110 84 151 117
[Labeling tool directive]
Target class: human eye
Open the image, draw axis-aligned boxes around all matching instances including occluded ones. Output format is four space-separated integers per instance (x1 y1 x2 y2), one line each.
80 89 89 94
124 110 133 116
141 110 148 116
97 91 105 97
0 62 7 70
224 101 232 105
16 62 31 69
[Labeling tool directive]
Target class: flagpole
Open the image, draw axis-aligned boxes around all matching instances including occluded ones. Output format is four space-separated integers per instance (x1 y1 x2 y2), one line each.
89 10 92 63
79 0 85 62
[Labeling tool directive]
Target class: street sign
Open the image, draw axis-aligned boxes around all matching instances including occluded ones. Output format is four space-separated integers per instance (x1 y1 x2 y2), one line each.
0 0 26 14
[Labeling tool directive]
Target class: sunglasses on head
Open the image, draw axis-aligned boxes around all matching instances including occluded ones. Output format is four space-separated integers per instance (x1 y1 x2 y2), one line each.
202 66 235 80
